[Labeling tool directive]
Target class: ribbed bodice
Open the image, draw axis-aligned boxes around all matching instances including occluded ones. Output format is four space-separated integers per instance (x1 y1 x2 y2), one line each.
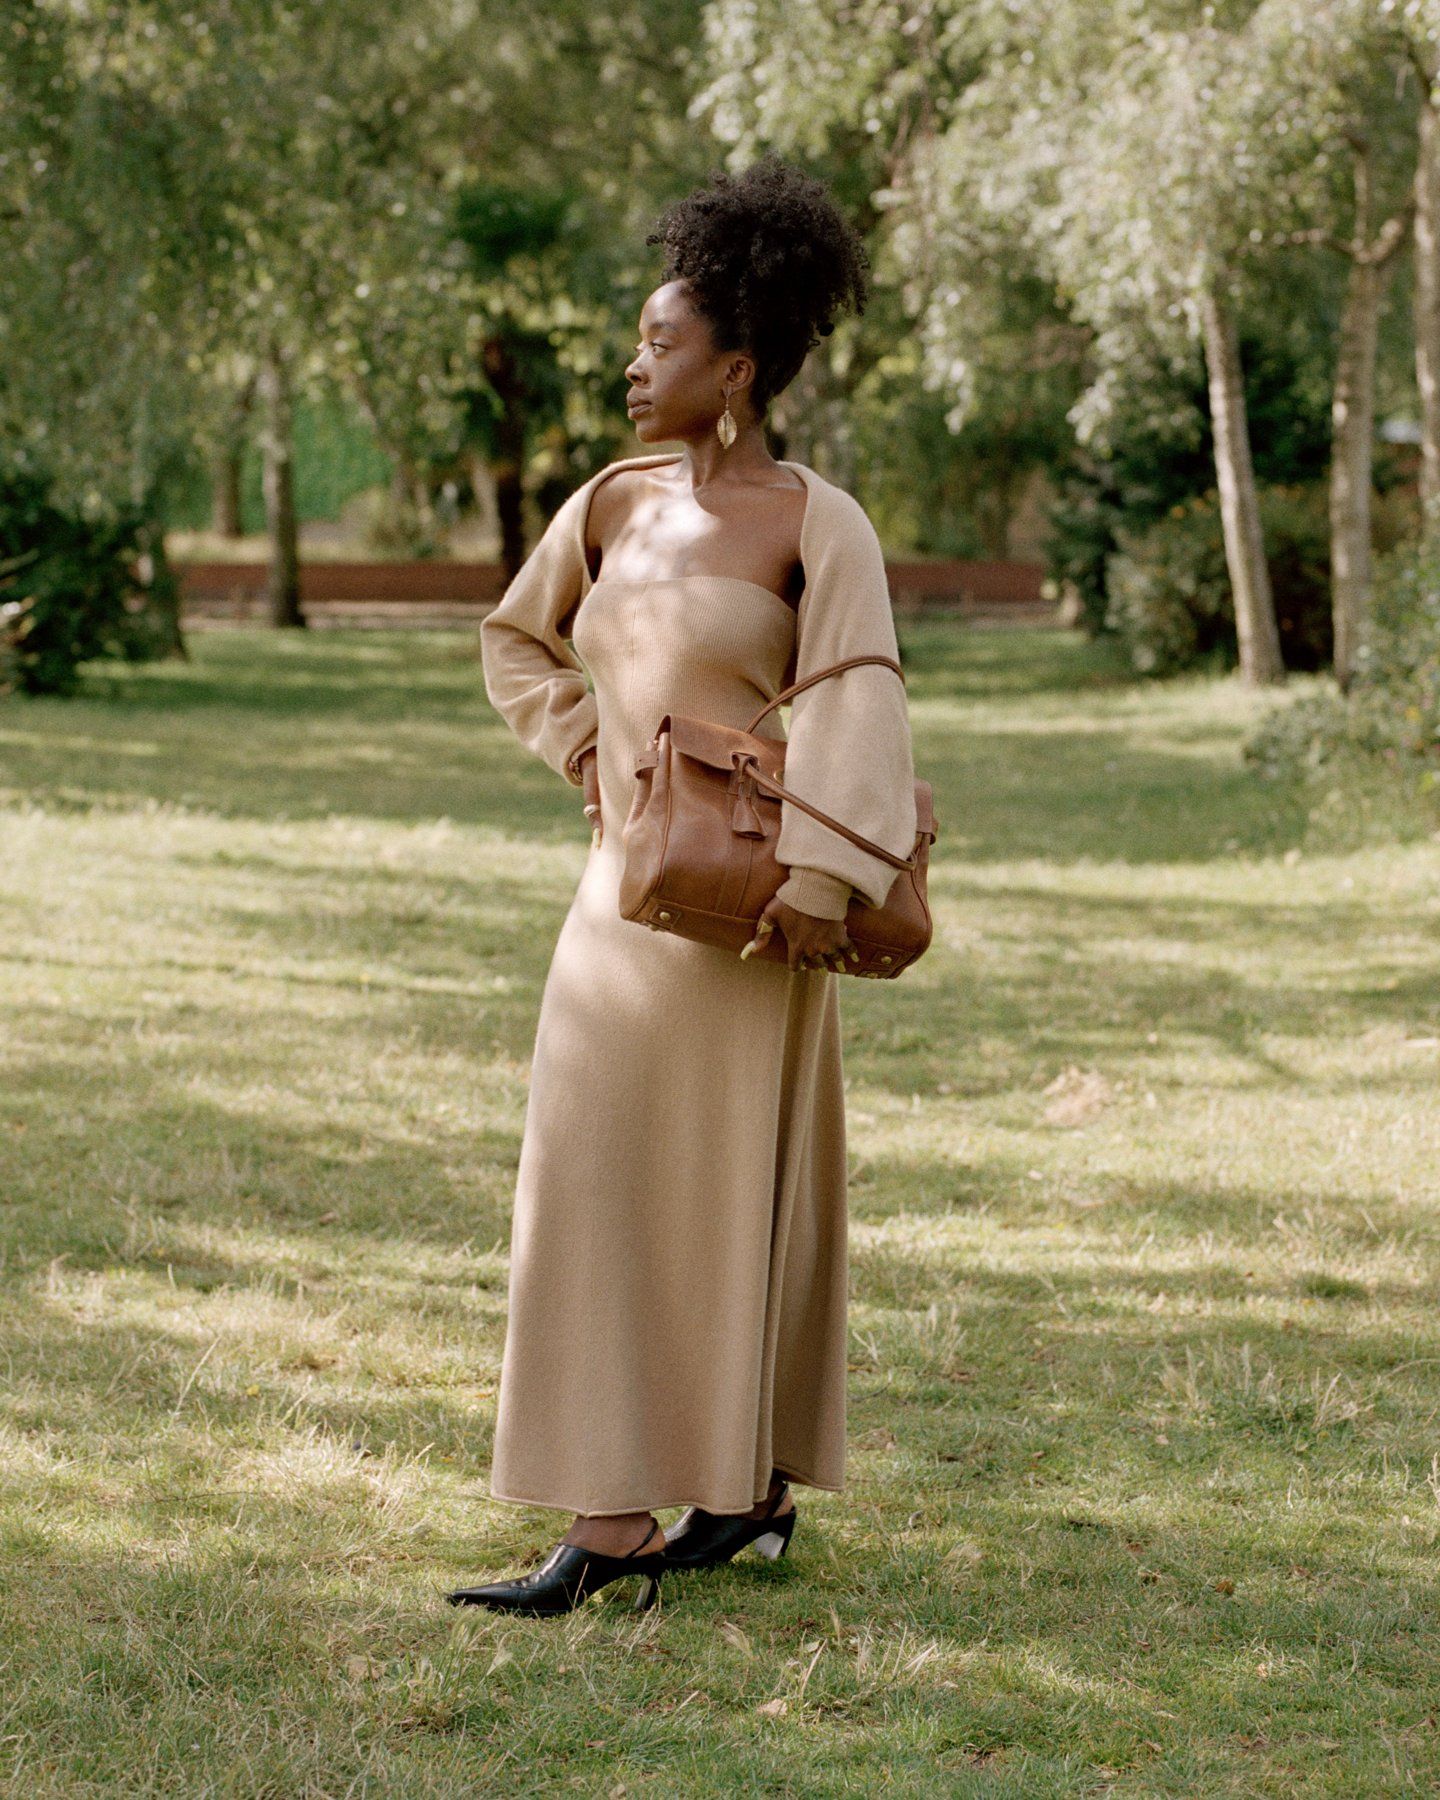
571 575 797 852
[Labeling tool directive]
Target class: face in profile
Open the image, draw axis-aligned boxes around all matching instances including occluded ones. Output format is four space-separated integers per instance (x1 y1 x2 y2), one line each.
624 279 750 443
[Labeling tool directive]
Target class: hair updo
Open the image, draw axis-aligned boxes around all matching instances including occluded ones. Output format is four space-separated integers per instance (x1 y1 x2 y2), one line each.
644 152 871 417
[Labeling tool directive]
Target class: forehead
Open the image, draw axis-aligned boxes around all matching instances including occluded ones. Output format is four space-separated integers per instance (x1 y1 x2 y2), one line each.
639 280 696 332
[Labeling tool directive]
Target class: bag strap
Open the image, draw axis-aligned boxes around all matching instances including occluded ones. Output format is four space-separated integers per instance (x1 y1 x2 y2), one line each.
742 654 905 734
640 652 926 873
735 758 922 871
739 653 920 871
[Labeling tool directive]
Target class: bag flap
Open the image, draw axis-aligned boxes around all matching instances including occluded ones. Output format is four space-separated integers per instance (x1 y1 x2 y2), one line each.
657 713 934 839
659 713 786 780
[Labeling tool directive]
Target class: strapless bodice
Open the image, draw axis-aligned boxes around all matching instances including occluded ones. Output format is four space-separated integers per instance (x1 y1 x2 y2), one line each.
571 575 798 852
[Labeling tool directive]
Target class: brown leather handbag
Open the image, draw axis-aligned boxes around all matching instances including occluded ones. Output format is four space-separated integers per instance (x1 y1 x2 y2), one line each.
617 654 937 978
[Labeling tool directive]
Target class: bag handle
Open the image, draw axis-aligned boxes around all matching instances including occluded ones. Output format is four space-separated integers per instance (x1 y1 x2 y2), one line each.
638 652 925 873
736 652 919 872
734 757 922 871
742 653 905 734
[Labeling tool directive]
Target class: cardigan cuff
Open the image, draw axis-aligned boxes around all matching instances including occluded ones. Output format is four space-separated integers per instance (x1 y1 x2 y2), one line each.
775 867 854 920
563 732 599 788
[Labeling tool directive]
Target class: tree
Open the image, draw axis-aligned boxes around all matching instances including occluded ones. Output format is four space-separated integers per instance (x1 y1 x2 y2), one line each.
1245 1 1415 687
923 9 1291 683
0 0 231 661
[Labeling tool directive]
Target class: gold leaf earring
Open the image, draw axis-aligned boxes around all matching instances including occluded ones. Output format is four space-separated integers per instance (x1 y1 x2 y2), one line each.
716 388 737 448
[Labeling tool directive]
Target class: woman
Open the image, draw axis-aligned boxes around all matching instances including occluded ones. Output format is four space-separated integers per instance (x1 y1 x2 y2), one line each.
448 154 918 1616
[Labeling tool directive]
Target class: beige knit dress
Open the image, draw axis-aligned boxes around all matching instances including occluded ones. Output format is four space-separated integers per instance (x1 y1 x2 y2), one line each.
479 452 917 1518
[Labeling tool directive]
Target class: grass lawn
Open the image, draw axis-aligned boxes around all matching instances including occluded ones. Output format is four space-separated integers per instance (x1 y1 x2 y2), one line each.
1 623 1438 1797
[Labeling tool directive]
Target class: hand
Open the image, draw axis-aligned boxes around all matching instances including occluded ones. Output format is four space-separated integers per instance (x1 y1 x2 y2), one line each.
578 746 601 846
740 893 859 972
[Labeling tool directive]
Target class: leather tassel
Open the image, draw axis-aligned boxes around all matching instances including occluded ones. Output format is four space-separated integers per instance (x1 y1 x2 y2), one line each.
731 779 765 839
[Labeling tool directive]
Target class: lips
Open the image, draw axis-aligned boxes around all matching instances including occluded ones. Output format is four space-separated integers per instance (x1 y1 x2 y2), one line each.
627 398 652 416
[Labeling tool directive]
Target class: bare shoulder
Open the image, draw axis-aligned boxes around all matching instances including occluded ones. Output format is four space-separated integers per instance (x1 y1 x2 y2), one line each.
583 466 669 557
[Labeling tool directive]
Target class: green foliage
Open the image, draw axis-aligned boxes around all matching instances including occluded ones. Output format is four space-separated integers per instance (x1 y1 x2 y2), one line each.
0 465 158 697
453 182 573 273
163 393 394 534
1245 532 1440 808
1047 318 1333 637
1105 486 1332 678
1046 425 1216 639
1103 497 1235 677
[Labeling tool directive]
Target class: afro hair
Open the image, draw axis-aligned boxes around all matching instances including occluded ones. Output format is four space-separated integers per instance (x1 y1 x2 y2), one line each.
644 153 870 417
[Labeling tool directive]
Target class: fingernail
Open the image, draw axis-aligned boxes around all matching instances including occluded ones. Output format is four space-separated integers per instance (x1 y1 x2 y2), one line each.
740 940 757 960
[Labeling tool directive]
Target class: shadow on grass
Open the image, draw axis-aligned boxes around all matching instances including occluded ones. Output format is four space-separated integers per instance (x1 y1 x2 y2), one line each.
2 623 1311 862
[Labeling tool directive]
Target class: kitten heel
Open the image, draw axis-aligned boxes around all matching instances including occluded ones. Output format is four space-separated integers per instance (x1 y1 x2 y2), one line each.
663 1479 798 1572
752 1510 796 1560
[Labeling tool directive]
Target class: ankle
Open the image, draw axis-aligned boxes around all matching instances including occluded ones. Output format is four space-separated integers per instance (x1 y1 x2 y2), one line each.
745 1474 794 1521
563 1512 660 1556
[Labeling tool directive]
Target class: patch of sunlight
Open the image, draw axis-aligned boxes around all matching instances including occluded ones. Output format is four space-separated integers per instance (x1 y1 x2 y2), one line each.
996 1646 1166 1707
0 730 163 757
0 1423 75 1477
48 1217 494 1294
232 1429 437 1506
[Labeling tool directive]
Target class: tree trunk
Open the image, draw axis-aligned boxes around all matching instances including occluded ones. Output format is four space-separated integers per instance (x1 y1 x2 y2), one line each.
210 448 243 539
258 343 304 629
482 334 528 581
135 511 188 660
1416 79 1440 529
1197 280 1285 685
1330 257 1382 691
976 464 1020 560
1323 131 1412 689
125 394 188 659
493 456 525 583
467 452 500 551
209 375 255 538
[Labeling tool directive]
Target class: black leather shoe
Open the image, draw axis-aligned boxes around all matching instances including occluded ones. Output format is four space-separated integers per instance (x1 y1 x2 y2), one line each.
662 1480 796 1572
446 1522 665 1616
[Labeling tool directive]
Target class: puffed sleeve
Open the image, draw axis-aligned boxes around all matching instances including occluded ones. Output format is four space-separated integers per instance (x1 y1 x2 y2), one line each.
772 490 918 920
479 480 600 788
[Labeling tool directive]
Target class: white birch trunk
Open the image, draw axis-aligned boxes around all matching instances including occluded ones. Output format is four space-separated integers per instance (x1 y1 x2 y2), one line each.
1416 82 1440 526
1197 281 1285 686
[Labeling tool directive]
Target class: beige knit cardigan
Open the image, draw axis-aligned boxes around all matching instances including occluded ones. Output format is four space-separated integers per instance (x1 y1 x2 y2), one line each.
479 451 918 919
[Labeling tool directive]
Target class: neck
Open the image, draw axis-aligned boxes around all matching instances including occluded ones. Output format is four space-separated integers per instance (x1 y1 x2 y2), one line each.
667 422 782 488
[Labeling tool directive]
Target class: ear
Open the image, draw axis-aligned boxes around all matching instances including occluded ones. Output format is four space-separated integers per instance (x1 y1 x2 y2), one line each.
722 350 757 399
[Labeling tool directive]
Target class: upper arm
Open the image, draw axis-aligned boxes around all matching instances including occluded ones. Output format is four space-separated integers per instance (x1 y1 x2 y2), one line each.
583 468 644 578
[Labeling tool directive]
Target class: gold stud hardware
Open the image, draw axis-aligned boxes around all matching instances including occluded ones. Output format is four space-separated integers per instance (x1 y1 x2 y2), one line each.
657 910 672 922
878 954 893 965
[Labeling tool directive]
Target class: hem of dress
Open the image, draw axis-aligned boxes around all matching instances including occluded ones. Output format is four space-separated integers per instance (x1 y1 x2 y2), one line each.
486 1461 842 1519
